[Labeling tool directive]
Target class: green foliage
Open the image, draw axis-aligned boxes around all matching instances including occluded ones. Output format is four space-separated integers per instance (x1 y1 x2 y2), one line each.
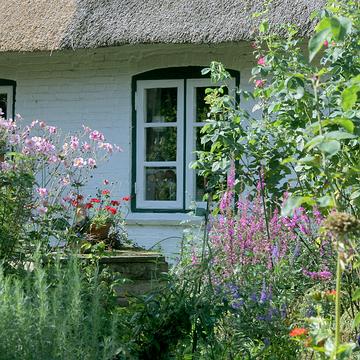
0 254 125 360
194 0 360 217
0 163 35 265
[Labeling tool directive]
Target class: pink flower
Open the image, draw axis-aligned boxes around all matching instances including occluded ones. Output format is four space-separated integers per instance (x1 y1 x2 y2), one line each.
103 179 109 185
37 206 48 215
46 126 57 134
98 142 113 153
39 121 46 128
89 130 105 142
0 162 11 171
73 157 86 168
81 142 91 152
30 120 39 128
36 187 48 197
48 155 59 163
257 57 266 66
323 40 329 47
255 79 266 88
70 136 79 150
82 125 92 133
87 158 96 168
9 134 20 145
61 175 71 186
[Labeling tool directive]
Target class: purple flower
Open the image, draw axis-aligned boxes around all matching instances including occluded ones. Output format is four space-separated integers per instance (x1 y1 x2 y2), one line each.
303 269 332 281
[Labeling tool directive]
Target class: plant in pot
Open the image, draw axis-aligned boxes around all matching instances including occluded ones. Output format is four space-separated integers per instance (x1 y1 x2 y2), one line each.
74 188 130 252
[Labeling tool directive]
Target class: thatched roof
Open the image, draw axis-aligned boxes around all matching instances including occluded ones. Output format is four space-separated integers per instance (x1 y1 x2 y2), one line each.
0 0 326 52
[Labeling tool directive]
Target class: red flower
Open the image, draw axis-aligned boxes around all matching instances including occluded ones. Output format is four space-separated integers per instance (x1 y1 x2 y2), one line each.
76 194 84 201
111 200 120 206
105 206 117 215
84 203 93 209
102 189 110 195
90 198 101 203
122 196 131 201
71 200 79 207
289 328 308 337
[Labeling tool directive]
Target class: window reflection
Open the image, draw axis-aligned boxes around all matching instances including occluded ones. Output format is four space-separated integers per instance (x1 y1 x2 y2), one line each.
145 167 177 201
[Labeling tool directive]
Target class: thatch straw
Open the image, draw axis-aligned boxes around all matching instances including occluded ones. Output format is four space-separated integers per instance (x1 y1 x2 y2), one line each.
0 0 326 52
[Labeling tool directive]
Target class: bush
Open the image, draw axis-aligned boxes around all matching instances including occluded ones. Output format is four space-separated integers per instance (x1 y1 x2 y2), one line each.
0 254 126 360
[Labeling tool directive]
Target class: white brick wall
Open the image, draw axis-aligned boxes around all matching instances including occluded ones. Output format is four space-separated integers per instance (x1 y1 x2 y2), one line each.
0 43 255 259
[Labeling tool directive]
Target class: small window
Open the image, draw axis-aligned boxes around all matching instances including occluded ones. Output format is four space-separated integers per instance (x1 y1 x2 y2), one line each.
0 81 15 119
132 68 238 212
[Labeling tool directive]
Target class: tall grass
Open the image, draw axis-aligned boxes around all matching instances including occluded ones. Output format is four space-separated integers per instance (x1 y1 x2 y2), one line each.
0 255 123 360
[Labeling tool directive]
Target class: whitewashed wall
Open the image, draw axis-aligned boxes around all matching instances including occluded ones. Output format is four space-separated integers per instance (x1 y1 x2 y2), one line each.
0 43 255 260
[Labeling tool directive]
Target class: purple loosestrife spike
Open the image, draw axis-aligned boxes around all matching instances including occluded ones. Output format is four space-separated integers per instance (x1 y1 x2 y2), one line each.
303 269 332 281
227 160 236 189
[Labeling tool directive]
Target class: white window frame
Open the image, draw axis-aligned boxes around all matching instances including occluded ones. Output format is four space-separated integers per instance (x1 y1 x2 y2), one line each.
185 78 236 209
135 80 184 209
134 77 236 211
0 86 14 119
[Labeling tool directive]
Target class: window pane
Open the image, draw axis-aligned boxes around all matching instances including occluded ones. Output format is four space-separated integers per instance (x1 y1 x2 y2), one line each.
146 127 177 161
146 88 177 123
196 87 212 123
145 167 177 201
195 126 211 153
195 86 228 122
0 94 7 118
196 172 207 201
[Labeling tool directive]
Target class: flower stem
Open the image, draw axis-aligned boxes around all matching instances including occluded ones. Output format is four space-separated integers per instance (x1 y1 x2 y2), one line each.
334 242 342 359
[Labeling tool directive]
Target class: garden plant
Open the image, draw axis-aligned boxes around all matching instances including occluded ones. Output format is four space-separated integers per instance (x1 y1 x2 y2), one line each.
0 0 358 359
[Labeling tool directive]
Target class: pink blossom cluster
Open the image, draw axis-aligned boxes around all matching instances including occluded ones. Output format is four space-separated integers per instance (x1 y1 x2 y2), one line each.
209 170 330 283
0 115 122 220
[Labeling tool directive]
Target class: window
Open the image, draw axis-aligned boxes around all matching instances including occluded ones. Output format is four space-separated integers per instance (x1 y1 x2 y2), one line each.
0 80 16 120
132 67 239 212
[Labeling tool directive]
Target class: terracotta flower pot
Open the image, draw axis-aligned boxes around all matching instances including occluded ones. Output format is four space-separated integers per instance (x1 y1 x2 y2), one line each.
89 222 111 240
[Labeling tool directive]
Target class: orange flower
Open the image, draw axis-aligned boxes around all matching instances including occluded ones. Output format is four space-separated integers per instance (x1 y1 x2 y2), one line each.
325 290 336 296
289 327 308 337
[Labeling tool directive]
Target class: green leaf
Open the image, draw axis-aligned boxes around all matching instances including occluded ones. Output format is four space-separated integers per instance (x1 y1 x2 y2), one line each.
325 131 356 141
259 20 269 33
342 85 359 111
281 196 315 217
305 135 325 150
317 195 335 208
350 190 360 200
309 28 331 62
353 312 360 328
336 16 352 40
318 139 340 156
352 288 360 301
329 118 354 133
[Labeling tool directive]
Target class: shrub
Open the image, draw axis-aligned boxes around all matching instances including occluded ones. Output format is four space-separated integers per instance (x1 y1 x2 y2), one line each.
0 254 127 360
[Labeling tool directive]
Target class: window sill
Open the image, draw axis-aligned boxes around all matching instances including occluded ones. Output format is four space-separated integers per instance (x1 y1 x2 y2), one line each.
125 212 204 226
